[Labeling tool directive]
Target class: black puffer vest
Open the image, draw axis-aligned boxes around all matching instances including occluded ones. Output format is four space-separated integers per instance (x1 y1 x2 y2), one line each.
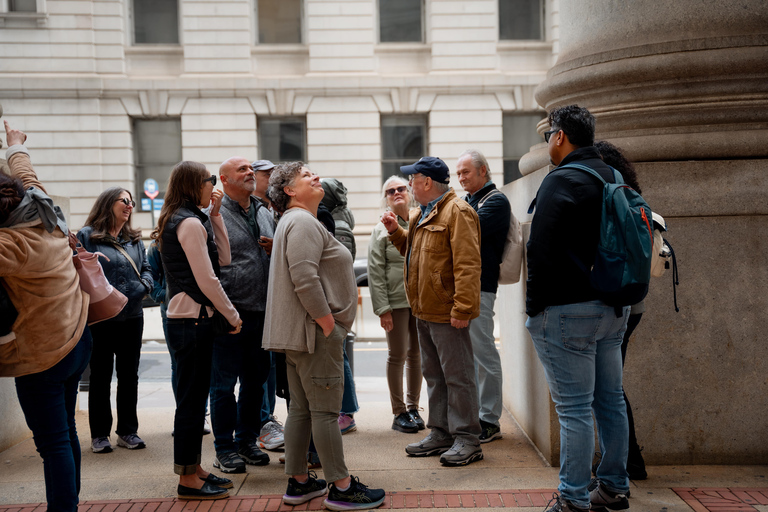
161 203 220 307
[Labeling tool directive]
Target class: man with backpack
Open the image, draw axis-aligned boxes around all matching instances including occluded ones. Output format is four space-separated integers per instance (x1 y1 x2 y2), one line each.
526 105 633 512
456 149 510 444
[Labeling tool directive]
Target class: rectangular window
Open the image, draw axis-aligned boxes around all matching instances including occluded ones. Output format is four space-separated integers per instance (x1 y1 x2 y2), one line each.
257 0 302 44
258 117 307 163
133 0 179 45
381 115 427 182
503 113 542 183
9 0 36 12
379 0 423 43
133 119 182 211
499 0 543 41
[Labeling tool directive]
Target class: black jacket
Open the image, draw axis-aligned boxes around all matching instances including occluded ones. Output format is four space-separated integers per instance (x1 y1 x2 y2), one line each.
466 182 511 294
525 146 616 316
77 225 153 321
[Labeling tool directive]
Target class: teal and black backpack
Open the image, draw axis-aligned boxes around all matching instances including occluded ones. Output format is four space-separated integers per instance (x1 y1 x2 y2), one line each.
563 163 654 307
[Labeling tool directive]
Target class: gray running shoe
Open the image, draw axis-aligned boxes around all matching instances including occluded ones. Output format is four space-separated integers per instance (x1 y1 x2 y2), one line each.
438 438 483 467
590 482 630 511
91 436 113 454
116 433 146 450
214 451 246 474
405 433 453 457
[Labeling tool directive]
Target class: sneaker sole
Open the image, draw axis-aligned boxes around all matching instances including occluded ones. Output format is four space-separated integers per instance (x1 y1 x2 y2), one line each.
405 446 451 457
213 459 246 474
479 432 502 444
391 424 419 434
178 489 230 501
340 425 357 435
323 496 385 511
92 446 113 454
116 440 146 450
440 450 484 467
258 440 285 450
283 488 327 505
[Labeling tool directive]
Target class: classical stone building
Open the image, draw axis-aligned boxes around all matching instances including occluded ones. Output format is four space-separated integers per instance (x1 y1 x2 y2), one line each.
0 0 554 450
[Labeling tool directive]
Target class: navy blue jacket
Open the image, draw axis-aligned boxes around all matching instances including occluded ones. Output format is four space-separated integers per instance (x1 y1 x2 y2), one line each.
466 182 511 294
525 146 616 316
77 226 152 321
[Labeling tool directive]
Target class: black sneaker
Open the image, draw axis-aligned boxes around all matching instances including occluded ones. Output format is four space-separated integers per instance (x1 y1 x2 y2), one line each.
392 412 419 433
408 410 425 430
283 471 327 505
324 475 385 511
590 478 630 498
214 451 246 474
478 420 502 443
238 441 270 466
589 482 630 511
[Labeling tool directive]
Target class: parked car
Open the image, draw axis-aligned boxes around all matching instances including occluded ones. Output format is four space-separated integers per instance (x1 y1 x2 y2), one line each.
354 257 368 287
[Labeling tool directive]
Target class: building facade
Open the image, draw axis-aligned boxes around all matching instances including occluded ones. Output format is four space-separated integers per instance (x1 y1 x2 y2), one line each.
0 0 556 250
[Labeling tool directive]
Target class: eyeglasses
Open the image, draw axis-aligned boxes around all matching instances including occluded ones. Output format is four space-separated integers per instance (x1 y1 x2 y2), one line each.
116 198 136 208
203 175 217 186
385 186 407 197
544 129 558 143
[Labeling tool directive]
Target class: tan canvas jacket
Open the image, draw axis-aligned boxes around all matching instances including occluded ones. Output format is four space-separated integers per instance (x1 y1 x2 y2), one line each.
388 189 481 324
0 150 89 377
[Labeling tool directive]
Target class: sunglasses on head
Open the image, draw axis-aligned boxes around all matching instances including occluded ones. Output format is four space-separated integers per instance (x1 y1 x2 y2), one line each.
203 175 217 186
116 197 136 207
385 186 407 197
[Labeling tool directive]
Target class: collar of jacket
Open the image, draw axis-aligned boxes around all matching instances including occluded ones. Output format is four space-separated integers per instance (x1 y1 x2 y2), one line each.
415 188 455 227
222 193 261 215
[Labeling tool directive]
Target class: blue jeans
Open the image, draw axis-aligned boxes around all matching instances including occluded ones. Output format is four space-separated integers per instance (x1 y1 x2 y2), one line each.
468 291 503 426
15 327 92 512
340 342 359 415
526 301 630 509
261 352 276 425
209 310 270 454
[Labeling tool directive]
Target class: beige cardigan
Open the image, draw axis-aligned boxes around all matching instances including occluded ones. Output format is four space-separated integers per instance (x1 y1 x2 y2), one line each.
0 149 89 377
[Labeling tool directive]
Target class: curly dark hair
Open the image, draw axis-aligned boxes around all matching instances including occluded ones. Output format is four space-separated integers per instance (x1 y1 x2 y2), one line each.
595 140 642 194
548 105 596 148
0 173 24 224
268 161 305 214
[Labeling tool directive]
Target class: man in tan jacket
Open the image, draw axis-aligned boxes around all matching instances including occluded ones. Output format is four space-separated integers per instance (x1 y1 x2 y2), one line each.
381 156 483 467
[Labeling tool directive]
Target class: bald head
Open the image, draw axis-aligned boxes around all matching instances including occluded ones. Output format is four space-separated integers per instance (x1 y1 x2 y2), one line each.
219 156 256 206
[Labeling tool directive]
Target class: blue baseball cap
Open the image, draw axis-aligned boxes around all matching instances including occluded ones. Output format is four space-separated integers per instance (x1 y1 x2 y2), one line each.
400 157 450 184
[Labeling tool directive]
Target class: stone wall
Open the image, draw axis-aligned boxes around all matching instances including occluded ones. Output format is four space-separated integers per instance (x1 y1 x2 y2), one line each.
505 0 768 465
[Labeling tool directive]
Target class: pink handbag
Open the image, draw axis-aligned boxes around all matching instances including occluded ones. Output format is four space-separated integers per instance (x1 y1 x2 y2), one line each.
69 233 128 325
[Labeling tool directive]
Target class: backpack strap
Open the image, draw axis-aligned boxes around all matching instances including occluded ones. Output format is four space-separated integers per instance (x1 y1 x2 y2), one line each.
558 163 624 185
477 188 502 209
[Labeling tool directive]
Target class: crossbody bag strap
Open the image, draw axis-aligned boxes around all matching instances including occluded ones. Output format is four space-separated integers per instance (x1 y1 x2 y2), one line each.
110 241 142 280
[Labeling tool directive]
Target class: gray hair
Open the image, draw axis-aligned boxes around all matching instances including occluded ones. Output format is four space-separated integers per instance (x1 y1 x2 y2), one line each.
459 149 492 183
432 181 450 194
381 175 412 209
268 161 305 214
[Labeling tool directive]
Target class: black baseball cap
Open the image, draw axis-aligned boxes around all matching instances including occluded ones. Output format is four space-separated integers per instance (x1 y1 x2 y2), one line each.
400 157 450 184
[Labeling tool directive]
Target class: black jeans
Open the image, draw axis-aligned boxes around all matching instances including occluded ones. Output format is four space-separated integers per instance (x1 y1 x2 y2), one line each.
210 310 270 454
15 327 92 512
622 313 643 455
166 316 214 475
88 317 143 438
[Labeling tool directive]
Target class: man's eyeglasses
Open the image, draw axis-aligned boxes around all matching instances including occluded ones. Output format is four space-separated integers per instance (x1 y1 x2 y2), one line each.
544 129 558 143
116 198 136 208
203 175 217 186
385 186 407 197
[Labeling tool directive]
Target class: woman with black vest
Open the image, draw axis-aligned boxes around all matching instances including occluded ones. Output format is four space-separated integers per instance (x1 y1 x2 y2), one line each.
151 161 242 500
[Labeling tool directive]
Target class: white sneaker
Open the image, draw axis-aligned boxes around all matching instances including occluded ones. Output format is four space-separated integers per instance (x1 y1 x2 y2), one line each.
203 414 211 435
258 420 285 450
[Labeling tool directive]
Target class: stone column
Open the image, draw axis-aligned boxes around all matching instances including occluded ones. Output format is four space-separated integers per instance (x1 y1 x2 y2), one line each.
503 1 768 464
